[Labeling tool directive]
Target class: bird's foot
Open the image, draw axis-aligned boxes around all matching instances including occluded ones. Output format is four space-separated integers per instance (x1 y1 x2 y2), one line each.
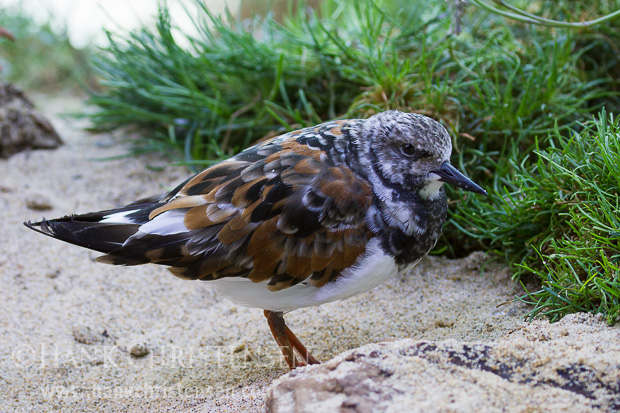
264 310 320 369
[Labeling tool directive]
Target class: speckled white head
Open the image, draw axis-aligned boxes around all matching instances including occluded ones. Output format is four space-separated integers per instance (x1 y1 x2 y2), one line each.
357 111 452 198
355 111 485 201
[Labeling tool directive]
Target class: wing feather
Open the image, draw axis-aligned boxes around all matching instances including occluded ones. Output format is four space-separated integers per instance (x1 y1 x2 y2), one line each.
99 124 373 291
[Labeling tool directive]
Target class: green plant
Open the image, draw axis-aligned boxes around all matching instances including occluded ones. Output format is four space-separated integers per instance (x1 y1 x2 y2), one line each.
0 7 93 92
525 113 620 322
469 0 620 29
453 111 620 322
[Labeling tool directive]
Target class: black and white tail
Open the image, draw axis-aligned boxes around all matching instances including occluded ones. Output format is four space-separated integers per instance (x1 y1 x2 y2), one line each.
24 195 163 263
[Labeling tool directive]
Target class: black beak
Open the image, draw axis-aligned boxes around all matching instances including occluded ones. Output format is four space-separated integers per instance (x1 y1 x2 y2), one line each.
433 162 487 195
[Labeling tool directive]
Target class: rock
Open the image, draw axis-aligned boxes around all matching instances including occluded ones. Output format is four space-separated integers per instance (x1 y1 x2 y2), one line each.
0 26 15 41
116 336 150 358
0 82 62 158
45 269 61 279
72 325 105 345
25 193 54 211
128 341 150 358
434 316 455 328
266 313 620 412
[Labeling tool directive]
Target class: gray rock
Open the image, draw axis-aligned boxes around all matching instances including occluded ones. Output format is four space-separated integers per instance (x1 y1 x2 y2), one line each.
25 193 54 211
72 325 105 345
128 341 150 358
45 269 61 279
267 313 620 412
0 82 62 158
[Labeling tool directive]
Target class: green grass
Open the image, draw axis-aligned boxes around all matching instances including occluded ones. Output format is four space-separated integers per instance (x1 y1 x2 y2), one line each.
86 0 616 167
461 112 620 323
0 7 94 93
84 0 620 323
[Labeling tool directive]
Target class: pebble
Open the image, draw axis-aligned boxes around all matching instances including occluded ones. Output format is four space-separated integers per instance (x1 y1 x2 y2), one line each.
72 325 104 345
25 194 53 211
129 341 150 357
46 269 61 279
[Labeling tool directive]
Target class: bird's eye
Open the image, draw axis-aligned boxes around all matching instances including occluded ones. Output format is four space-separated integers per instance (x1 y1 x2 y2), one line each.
401 144 417 157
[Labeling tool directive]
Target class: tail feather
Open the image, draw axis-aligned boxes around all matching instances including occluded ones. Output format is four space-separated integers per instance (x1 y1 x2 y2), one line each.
24 198 193 268
95 235 187 266
23 198 163 255
24 216 141 255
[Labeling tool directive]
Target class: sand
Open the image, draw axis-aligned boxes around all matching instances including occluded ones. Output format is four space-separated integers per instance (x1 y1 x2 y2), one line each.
1 95 608 412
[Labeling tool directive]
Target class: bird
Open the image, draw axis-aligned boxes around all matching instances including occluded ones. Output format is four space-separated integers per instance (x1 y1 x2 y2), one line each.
25 110 486 369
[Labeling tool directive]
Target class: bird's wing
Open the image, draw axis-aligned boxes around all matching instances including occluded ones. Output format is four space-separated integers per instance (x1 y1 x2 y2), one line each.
99 125 374 291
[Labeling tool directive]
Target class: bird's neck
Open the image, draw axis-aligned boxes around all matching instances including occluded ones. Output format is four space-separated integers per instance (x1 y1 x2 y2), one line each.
368 188 447 267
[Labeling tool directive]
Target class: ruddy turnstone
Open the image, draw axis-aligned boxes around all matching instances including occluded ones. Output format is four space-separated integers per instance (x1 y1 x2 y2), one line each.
25 110 486 369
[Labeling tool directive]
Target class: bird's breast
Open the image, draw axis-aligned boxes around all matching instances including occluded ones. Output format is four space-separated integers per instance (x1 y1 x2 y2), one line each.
212 237 398 312
371 194 447 266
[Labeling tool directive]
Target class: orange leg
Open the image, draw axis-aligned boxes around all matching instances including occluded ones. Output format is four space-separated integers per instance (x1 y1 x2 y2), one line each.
264 310 320 369
283 323 320 366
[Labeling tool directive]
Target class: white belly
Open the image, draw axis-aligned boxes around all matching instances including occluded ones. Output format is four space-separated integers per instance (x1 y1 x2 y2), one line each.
212 238 398 312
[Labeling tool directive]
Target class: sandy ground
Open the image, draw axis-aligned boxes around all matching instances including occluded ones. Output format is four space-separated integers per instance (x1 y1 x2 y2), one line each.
0 96 532 412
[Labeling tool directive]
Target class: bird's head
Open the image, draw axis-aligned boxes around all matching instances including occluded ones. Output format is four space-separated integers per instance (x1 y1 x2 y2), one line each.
359 110 486 199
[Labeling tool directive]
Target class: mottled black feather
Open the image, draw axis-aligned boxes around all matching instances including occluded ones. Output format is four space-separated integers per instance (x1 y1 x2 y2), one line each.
263 178 292 204
245 178 267 203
